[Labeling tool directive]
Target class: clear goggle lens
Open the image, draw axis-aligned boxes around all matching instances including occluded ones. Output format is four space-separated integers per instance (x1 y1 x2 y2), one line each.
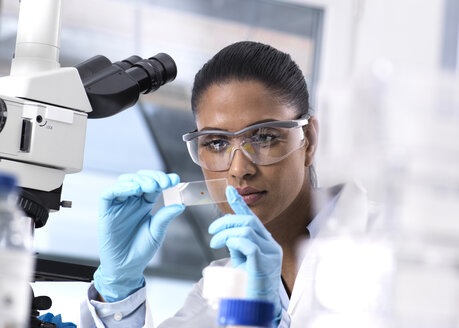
184 123 307 171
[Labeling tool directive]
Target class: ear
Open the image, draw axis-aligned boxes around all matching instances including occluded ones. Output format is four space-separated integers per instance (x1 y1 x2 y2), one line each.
303 115 319 167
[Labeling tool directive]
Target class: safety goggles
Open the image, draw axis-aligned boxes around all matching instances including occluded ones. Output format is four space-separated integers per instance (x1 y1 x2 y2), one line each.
182 115 309 171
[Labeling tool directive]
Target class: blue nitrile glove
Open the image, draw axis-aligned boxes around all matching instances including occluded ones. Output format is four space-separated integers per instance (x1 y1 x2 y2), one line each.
208 186 283 320
94 170 185 302
38 313 77 328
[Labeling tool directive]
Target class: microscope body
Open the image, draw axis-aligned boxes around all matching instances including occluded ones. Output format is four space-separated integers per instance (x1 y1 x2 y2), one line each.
0 0 91 226
0 0 177 324
0 94 88 192
0 0 176 227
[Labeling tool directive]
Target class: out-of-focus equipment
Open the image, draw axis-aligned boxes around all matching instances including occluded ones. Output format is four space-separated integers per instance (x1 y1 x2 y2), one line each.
0 0 177 326
183 266 275 327
202 266 248 308
36 313 76 328
0 0 177 229
295 65 459 328
30 288 55 328
180 266 248 327
0 173 34 328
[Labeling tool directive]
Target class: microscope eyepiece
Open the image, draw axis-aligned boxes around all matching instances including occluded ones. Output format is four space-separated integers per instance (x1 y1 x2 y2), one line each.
150 53 177 84
76 53 177 119
124 53 177 94
114 55 142 70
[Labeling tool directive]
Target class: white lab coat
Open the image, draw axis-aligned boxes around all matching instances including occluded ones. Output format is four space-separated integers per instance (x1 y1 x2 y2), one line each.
80 181 376 327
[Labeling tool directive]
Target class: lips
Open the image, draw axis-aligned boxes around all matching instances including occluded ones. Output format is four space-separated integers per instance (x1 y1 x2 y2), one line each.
236 187 266 205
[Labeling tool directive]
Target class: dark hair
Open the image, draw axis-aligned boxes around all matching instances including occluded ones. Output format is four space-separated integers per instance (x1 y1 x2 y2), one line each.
191 41 318 188
191 41 310 117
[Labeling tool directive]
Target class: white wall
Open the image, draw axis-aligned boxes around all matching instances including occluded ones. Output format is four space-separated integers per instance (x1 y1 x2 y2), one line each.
286 0 446 82
286 0 449 190
353 0 445 72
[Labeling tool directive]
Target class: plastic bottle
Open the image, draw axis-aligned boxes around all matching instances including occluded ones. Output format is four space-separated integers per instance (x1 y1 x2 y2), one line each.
179 266 248 328
0 173 34 328
218 299 274 328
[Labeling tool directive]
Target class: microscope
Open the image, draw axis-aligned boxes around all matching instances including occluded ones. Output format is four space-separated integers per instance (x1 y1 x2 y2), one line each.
0 0 177 326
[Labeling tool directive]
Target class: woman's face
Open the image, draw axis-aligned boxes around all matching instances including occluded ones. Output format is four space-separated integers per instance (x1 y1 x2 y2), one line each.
195 80 312 225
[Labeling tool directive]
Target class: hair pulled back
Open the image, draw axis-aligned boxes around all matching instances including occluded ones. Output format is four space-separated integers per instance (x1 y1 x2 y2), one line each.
191 41 310 117
190 41 317 188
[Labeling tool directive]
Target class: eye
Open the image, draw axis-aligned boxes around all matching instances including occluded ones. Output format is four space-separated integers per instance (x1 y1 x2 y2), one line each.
200 137 230 153
250 128 281 146
252 133 277 142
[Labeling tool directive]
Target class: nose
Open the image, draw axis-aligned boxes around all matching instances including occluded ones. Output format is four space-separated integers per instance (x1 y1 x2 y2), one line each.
228 147 257 179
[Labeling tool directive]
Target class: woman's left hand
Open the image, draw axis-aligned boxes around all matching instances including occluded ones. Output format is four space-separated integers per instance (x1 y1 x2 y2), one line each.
209 186 283 319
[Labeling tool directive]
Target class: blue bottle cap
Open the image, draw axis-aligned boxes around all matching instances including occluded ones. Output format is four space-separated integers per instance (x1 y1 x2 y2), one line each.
0 172 16 191
218 299 274 327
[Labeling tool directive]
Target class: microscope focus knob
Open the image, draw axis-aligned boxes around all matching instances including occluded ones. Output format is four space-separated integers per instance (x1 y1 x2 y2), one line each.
32 295 52 311
0 98 6 133
18 192 49 228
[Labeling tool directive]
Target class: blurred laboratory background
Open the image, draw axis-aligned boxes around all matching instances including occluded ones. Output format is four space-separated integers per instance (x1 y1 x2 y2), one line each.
0 0 458 325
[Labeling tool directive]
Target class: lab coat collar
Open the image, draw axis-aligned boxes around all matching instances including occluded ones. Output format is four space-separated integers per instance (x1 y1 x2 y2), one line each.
306 185 344 239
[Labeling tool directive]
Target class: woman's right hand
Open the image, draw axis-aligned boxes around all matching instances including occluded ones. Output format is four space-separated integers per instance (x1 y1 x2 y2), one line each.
93 170 185 302
208 186 283 320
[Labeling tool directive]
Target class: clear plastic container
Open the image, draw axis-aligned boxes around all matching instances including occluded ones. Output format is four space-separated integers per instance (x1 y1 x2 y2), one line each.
0 173 34 328
293 233 459 328
304 66 459 328
177 267 248 328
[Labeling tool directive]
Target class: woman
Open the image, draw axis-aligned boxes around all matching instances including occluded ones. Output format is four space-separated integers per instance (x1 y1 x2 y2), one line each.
80 41 367 328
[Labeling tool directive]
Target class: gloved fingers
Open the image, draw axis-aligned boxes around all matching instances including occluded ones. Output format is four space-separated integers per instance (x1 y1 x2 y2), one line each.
118 171 180 203
227 246 246 268
99 181 143 215
62 323 77 328
226 186 255 216
101 181 143 202
225 237 260 259
208 214 272 241
149 204 186 239
226 237 261 273
119 173 162 203
38 313 76 327
136 170 180 189
52 314 63 323
137 170 181 187
137 171 181 202
62 322 77 328
38 313 54 322
210 226 268 249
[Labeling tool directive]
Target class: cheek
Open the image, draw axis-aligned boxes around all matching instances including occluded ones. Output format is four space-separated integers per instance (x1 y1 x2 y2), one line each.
279 169 304 201
267 153 306 207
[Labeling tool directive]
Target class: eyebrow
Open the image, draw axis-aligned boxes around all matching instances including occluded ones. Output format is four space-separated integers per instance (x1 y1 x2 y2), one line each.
199 118 278 132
